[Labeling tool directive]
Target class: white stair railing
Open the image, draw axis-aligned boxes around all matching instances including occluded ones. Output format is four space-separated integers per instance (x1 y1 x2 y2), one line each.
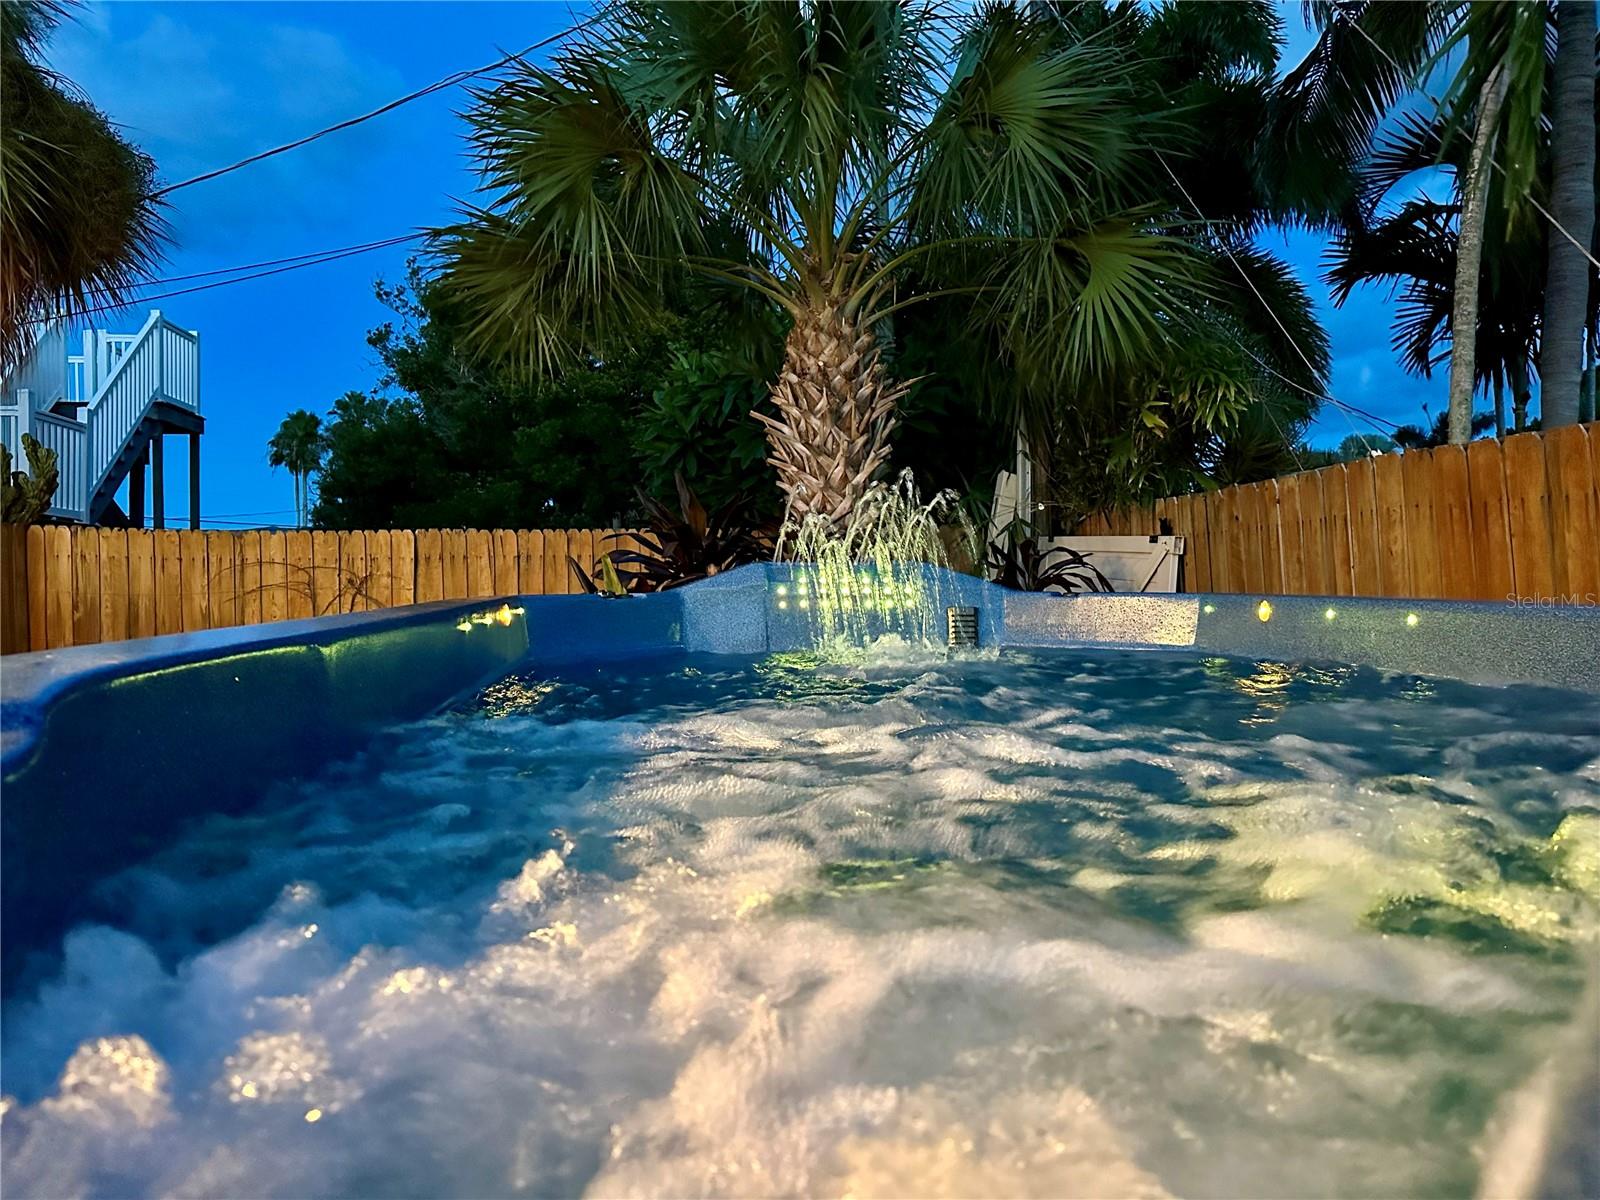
86 310 201 488
31 409 90 521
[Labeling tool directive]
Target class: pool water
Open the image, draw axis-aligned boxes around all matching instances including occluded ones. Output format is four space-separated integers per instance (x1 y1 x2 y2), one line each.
4 648 1598 1198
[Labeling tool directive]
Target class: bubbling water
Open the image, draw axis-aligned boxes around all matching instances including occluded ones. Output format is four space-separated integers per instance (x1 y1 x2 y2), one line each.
778 471 979 656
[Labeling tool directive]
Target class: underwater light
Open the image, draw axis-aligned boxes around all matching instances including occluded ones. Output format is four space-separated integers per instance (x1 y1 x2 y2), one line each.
1256 600 1274 622
1203 603 1216 614
775 585 788 597
1406 612 1420 627
1324 607 1337 621
778 600 789 610
456 620 473 633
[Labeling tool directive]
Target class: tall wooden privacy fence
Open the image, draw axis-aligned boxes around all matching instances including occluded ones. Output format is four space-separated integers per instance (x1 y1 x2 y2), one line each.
1076 425 1599 605
0 526 644 655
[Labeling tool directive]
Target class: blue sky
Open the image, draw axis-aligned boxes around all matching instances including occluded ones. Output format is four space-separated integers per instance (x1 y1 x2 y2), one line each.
50 1 1448 527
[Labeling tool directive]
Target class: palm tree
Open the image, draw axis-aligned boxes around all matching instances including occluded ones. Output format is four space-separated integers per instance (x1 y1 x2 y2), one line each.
434 1 1221 528
1273 1 1555 444
268 410 324 528
1325 108 1550 435
0 1 165 370
1539 0 1597 428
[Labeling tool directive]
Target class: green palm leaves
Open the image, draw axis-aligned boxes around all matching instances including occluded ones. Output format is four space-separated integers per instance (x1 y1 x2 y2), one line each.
1 1 166 370
434 0 1243 521
268 410 324 528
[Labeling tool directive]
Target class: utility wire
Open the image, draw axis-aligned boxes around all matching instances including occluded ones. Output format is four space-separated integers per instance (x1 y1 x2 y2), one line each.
74 233 425 317
1153 151 1378 459
90 235 424 292
151 15 599 198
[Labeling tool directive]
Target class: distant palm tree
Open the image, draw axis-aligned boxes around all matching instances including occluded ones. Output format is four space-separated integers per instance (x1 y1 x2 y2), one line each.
434 1 1218 527
1274 1 1559 444
268 410 324 528
0 0 166 369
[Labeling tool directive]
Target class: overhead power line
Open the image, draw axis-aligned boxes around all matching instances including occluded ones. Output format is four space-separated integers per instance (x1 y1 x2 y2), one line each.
151 14 599 199
75 232 425 317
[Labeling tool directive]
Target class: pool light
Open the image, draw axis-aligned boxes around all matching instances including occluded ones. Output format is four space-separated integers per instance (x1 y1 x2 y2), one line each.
1202 603 1216 614
1256 600 1274 622
1406 612 1420 627
1324 607 1337 621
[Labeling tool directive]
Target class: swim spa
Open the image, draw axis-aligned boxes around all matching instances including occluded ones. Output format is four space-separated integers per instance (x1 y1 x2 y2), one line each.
2 566 1598 1199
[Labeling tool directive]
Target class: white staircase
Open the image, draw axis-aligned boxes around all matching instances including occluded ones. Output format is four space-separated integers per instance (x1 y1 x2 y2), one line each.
1 311 201 524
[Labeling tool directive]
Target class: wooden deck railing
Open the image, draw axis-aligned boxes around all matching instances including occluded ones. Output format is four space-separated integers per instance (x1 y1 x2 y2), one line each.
1074 425 1598 604
0 526 646 654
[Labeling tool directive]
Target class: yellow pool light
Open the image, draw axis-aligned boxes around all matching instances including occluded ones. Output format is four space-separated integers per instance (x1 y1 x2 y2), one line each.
304 1108 323 1124
1324 606 1337 621
1406 612 1420 627
1202 603 1217 614
1256 599 1274 622
775 584 789 597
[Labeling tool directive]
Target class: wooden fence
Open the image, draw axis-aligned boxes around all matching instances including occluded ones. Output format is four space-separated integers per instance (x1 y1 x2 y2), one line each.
1076 425 1599 605
0 526 645 655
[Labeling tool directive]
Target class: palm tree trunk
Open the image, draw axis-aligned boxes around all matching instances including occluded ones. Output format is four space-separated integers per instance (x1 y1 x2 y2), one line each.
1447 64 1510 444
1493 373 1506 439
1539 0 1598 428
755 301 907 526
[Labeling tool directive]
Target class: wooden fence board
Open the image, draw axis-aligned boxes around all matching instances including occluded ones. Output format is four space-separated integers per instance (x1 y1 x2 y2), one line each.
98 527 129 644
1465 439 1515 601
73 527 101 646
1188 494 1213 592
238 531 262 625
27 524 46 650
1372 451 1409 596
416 529 443 603
495 529 519 595
443 530 468 599
1322 465 1354 596
261 531 289 623
467 529 494 598
1235 484 1266 593
1544 424 1599 599
368 529 394 608
1504 432 1556 601
311 530 340 615
128 530 156 639
518 530 543 593
285 531 314 619
1278 474 1306 594
543 529 568 595
155 529 182 636
339 530 368 613
180 529 209 631
392 530 416 607
1429 446 1477 600
45 525 73 648
1344 456 1381 596
1401 450 1442 599
0 526 27 654
207 531 238 627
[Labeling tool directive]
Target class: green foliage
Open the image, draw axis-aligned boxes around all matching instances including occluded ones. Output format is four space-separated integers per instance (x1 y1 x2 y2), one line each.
1 0 166 368
311 268 662 529
1 432 59 523
632 317 784 516
572 474 770 594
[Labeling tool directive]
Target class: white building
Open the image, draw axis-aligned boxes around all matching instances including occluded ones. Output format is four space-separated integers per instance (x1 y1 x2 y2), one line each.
1 311 202 527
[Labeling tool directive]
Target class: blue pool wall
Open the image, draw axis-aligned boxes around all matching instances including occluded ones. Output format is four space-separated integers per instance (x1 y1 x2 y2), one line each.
4 565 1598 992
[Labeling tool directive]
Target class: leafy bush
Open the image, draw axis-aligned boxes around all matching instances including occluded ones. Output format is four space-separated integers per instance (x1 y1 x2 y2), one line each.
986 523 1112 593
573 474 771 594
633 346 778 516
